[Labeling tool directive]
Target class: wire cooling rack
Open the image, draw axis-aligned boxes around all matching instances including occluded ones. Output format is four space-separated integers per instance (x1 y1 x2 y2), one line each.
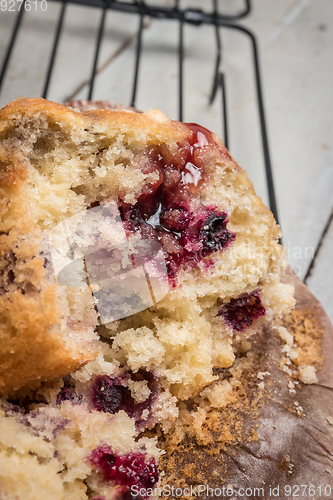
0 0 279 226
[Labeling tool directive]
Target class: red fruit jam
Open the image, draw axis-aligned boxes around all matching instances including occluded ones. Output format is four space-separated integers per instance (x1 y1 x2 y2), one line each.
90 445 158 494
119 124 235 285
218 291 266 332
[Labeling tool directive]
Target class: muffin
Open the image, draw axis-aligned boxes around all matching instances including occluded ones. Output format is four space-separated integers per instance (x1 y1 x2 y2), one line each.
0 97 294 499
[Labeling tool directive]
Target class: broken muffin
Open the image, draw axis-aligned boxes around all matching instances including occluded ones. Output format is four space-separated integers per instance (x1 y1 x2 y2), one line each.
0 97 295 499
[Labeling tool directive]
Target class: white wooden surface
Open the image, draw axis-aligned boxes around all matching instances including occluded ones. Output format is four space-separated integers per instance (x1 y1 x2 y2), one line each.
0 0 332 321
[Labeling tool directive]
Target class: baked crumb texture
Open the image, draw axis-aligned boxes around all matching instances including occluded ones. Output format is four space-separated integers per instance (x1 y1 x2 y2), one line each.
0 399 160 500
159 275 329 500
0 97 295 499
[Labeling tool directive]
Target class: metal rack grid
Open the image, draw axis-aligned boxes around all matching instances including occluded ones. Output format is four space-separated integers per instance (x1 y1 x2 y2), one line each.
0 0 279 227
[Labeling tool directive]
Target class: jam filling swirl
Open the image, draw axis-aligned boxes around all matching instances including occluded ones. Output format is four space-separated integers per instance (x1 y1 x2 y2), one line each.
119 124 236 285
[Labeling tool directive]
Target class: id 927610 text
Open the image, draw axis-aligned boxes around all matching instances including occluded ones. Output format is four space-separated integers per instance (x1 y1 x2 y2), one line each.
0 0 47 11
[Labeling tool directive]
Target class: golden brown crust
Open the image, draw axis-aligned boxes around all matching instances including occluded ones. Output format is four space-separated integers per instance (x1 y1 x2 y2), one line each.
0 225 98 396
0 97 190 146
0 286 91 395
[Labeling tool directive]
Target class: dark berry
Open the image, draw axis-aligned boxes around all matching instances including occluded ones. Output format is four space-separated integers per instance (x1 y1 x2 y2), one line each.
200 214 233 251
56 385 75 405
91 376 124 414
90 445 158 494
56 377 82 405
218 291 266 332
91 371 158 430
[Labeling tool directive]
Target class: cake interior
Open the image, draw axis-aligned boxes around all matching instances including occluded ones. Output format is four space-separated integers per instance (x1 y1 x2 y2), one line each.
0 99 295 499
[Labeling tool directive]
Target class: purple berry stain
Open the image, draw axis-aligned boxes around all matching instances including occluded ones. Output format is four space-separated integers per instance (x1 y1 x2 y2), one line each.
90 444 158 495
56 385 76 405
219 290 265 332
119 123 235 285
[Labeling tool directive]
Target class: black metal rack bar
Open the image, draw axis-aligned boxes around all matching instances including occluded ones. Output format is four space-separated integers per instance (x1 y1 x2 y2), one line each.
304 208 333 284
130 6 144 108
46 0 251 22
178 15 184 122
209 0 222 105
88 0 109 100
0 0 26 93
219 73 228 150
218 22 279 225
42 0 67 99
